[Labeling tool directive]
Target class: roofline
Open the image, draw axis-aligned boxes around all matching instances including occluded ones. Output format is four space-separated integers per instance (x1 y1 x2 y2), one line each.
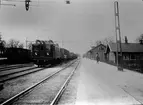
106 42 113 52
107 42 143 53
92 43 106 50
104 44 109 54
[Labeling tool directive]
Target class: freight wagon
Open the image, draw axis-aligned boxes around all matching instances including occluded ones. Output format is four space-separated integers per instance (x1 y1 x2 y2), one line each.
3 48 31 64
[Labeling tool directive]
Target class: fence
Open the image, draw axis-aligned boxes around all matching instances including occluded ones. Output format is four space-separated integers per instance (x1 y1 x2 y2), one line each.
122 60 143 73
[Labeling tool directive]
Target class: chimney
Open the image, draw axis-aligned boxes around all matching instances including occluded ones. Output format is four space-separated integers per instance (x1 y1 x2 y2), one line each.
125 36 128 44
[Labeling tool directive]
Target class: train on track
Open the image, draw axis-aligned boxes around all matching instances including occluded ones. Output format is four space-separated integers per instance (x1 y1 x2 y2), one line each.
0 40 78 66
32 40 77 67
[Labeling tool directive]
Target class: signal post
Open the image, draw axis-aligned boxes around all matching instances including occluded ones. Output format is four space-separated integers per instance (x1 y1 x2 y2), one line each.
114 1 123 71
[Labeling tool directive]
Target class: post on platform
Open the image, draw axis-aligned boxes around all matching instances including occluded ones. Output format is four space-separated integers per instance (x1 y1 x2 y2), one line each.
26 37 27 49
0 83 4 91
114 1 123 71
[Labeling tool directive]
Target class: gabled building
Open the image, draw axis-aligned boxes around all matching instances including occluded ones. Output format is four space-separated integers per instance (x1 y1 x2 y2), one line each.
90 44 106 61
84 50 92 59
104 41 143 70
85 44 106 61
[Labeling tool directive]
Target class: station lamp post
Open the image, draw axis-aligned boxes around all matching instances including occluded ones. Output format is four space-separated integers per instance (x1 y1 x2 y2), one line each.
114 1 123 71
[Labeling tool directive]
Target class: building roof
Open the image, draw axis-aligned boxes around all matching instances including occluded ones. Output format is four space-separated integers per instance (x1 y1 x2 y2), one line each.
91 44 106 50
89 44 106 52
108 42 143 52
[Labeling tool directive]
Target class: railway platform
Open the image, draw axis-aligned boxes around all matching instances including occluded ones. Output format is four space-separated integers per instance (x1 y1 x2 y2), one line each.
75 58 143 105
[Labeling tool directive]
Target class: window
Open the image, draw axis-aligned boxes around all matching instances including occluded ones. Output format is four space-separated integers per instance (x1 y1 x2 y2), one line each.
141 54 143 60
136 55 140 60
100 47 104 50
123 55 129 60
130 54 136 60
98 46 104 51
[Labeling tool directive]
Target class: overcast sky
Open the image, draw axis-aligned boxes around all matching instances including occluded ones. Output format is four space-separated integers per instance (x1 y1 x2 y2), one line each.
0 0 143 54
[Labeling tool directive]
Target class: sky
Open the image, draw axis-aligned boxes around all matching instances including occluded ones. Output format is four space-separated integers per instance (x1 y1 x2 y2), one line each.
0 0 143 54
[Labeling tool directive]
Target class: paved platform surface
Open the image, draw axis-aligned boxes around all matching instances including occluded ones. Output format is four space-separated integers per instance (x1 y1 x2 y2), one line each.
75 58 143 105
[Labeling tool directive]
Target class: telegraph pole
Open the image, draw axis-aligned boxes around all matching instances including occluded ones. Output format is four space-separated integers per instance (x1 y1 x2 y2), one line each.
26 37 27 49
114 1 123 71
25 38 35 50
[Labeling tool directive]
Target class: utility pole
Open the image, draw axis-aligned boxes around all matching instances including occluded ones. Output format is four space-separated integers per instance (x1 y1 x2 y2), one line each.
25 38 35 50
114 1 123 71
0 32 2 41
26 37 27 49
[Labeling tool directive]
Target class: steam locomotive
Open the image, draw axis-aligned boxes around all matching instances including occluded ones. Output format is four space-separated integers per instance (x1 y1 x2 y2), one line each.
32 40 77 67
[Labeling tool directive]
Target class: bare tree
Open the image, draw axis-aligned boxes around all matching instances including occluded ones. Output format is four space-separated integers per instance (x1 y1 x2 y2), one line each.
0 35 6 53
95 40 102 46
6 39 25 48
27 42 33 50
135 34 143 43
94 36 115 47
95 35 127 46
103 36 116 44
18 43 24 48
6 39 19 48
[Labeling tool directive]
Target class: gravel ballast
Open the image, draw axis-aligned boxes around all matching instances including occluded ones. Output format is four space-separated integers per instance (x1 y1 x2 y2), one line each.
11 62 77 105
0 63 67 104
57 61 80 105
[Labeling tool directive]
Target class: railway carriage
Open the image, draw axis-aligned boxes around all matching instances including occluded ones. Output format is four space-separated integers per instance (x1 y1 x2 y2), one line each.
4 48 31 64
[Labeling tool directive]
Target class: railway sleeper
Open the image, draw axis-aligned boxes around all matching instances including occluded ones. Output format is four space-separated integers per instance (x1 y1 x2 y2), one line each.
0 83 4 91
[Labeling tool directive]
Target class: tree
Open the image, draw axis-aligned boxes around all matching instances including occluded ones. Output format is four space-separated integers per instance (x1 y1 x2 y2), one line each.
0 35 6 54
6 39 19 48
27 42 33 50
18 43 24 48
94 36 115 47
135 34 143 43
95 40 102 46
6 39 24 48
103 36 115 44
0 40 6 49
94 35 127 47
0 35 6 48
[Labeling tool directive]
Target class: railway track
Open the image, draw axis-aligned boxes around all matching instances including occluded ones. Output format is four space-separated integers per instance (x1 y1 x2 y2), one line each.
0 64 25 69
0 59 79 105
50 60 80 105
0 64 34 72
0 65 51 83
0 66 37 77
0 60 75 83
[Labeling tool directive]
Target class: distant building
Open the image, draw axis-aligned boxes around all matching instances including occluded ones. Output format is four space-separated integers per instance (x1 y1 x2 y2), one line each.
85 44 106 61
90 44 106 61
84 50 92 59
